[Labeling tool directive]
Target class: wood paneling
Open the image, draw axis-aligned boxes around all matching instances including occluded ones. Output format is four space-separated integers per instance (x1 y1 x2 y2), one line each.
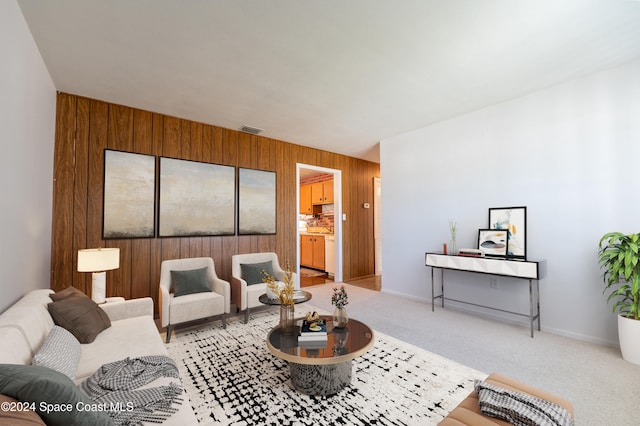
51 93 379 315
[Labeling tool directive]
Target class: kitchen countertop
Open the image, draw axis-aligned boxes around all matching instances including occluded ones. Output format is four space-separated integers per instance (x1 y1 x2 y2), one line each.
300 231 334 236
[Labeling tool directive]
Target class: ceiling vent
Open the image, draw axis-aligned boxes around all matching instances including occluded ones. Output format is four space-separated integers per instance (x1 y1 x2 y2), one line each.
239 125 264 135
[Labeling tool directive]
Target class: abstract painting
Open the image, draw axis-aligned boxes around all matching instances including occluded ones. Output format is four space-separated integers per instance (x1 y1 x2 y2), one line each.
238 168 276 235
478 229 509 257
159 157 235 237
103 150 156 239
488 206 527 259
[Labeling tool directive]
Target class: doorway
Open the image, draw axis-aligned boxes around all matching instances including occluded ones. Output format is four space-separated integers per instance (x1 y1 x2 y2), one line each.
296 164 342 287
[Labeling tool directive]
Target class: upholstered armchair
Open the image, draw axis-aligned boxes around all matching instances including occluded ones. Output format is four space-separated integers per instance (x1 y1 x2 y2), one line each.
159 257 230 343
231 252 297 323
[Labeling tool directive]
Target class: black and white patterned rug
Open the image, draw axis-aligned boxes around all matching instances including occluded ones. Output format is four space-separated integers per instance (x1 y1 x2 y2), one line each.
165 307 486 425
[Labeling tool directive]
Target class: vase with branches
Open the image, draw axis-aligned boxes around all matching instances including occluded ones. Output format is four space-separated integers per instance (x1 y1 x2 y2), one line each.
331 285 349 328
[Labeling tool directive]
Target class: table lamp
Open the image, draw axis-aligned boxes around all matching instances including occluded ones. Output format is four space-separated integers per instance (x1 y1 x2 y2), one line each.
77 248 120 304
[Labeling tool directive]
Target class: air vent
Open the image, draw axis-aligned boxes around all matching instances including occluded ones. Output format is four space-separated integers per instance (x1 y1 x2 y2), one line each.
239 125 264 135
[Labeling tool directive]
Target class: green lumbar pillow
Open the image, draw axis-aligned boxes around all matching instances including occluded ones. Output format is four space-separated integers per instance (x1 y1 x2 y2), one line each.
241 261 274 285
171 267 212 297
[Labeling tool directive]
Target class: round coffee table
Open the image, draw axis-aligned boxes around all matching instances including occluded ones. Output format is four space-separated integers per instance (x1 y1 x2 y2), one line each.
266 315 374 395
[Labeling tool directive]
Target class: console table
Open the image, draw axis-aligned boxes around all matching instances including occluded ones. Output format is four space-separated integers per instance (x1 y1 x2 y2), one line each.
425 253 546 337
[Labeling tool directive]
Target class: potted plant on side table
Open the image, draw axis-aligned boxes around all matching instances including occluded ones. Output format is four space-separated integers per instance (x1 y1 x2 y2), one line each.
598 231 640 365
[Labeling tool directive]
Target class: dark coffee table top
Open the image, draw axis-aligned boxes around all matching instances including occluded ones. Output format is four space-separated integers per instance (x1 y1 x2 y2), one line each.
266 315 374 365
259 290 312 305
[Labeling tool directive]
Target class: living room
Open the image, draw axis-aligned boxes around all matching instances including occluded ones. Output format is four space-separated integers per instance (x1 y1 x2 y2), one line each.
2 1 640 425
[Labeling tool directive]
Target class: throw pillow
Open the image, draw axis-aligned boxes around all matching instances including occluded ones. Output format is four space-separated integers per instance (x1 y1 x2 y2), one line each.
32 326 81 380
50 286 87 302
0 364 113 426
47 297 111 344
0 394 46 425
240 261 274 285
475 380 574 426
171 267 212 297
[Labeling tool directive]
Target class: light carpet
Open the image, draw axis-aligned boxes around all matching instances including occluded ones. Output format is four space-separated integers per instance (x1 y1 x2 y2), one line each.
165 307 487 425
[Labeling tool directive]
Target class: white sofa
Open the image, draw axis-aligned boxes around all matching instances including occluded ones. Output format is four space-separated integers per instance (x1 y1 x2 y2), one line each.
0 289 196 425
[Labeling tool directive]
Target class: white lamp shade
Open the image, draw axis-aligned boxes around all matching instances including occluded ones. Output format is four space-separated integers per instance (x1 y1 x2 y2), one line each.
77 248 120 272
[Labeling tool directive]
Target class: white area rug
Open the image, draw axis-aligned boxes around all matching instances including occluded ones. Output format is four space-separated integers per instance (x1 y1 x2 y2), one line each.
166 307 486 425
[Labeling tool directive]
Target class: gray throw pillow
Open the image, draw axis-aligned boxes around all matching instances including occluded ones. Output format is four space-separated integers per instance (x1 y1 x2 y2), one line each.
241 261 274 285
47 297 111 344
32 326 81 380
0 364 113 426
171 267 212 297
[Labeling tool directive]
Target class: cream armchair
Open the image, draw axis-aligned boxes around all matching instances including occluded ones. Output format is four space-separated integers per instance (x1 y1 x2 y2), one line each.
231 252 297 323
159 257 230 343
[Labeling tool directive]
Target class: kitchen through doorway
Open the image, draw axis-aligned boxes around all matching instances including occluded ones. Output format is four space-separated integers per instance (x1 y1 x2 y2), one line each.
297 164 342 288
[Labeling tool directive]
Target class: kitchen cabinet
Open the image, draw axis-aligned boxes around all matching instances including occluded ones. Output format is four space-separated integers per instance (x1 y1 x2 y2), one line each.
300 235 325 270
311 180 333 205
300 184 313 214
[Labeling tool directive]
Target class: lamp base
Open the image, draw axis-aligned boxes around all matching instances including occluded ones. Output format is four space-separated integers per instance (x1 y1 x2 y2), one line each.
91 271 106 304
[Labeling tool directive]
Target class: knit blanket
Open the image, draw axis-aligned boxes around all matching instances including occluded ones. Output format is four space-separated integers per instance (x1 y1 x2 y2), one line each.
81 355 184 425
475 380 574 426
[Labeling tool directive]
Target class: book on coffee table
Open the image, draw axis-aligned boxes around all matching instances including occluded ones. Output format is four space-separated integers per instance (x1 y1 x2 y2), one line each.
299 319 327 336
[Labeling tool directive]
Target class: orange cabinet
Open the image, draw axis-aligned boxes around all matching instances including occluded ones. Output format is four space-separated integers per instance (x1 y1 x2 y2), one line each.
300 184 313 214
311 180 334 205
300 235 325 270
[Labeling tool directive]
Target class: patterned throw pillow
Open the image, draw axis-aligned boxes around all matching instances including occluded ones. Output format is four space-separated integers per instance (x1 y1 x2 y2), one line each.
32 326 81 380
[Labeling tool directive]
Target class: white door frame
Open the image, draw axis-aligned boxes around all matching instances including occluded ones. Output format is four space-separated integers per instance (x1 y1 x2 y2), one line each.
296 163 343 284
373 176 382 276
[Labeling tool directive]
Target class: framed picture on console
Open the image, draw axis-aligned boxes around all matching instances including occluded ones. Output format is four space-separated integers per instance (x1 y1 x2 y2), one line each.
478 229 509 257
488 206 527 259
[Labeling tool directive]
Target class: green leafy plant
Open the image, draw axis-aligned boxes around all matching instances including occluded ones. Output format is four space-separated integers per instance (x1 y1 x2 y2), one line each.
598 232 640 320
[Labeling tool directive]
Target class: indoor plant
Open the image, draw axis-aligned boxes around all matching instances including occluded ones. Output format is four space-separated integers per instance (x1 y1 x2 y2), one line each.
598 231 640 364
262 261 296 334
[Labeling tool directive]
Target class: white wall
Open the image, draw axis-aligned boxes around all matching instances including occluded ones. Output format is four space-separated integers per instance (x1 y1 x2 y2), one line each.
381 59 640 346
0 1 56 312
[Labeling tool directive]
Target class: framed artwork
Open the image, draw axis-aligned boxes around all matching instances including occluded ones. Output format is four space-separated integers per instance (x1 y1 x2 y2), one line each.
488 206 527 259
103 150 156 239
159 157 235 237
478 229 509 257
238 168 276 235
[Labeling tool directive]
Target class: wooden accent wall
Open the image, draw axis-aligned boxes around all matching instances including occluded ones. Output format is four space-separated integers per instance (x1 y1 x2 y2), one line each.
51 93 379 313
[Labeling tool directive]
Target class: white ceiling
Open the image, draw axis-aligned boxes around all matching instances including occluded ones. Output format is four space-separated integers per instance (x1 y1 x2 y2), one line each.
18 0 640 163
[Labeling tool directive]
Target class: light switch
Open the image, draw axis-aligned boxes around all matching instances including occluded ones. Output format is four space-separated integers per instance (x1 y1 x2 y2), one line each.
343 213 347 221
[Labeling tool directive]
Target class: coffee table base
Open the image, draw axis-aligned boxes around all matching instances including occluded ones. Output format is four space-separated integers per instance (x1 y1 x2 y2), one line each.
289 361 352 396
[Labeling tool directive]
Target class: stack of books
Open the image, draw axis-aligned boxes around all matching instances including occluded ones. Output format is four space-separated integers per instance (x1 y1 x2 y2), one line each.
298 319 327 346
458 248 484 258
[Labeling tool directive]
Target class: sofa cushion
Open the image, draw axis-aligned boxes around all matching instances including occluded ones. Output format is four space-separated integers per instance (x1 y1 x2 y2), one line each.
0 364 112 426
0 290 54 357
32 326 81 380
241 261 274 285
74 316 168 383
171 267 211 297
47 297 111 344
0 394 45 425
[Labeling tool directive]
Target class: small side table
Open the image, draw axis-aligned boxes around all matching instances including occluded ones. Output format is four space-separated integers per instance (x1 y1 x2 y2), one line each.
258 290 312 305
